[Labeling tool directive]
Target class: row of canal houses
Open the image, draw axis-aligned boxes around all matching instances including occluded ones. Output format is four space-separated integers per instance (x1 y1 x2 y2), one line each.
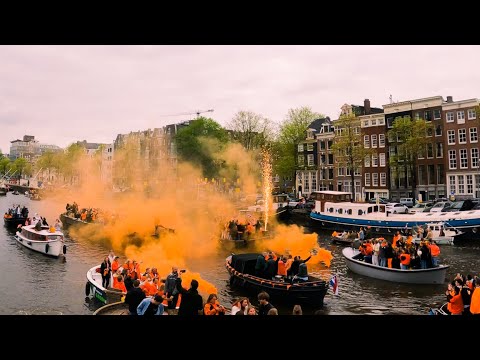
295 95 480 203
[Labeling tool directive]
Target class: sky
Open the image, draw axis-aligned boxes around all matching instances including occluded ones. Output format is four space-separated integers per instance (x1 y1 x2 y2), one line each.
0 45 479 153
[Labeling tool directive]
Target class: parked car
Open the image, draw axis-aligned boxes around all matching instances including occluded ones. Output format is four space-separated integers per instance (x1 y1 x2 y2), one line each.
385 203 409 214
442 199 478 212
399 197 414 208
409 202 434 214
429 201 451 212
368 197 390 204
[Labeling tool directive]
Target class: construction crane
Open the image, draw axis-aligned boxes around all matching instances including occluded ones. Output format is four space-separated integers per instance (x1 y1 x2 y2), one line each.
158 109 214 119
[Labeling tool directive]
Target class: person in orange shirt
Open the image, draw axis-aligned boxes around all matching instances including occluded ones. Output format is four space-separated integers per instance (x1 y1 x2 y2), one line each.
111 256 120 274
470 280 480 315
113 275 127 293
203 294 225 315
429 241 441 267
447 285 464 315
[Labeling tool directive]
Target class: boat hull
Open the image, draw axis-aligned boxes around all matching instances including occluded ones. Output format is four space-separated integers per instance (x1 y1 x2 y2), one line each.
4 217 28 229
15 231 65 258
342 247 448 284
86 265 124 305
93 301 129 315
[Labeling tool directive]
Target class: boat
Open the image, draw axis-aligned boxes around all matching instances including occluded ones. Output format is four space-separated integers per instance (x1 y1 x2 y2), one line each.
331 233 361 246
15 224 67 257
12 190 19 195
93 301 129 315
246 193 291 222
411 223 455 245
342 247 448 284
85 264 125 305
3 206 29 229
309 191 480 241
0 185 7 196
59 213 95 231
226 253 329 307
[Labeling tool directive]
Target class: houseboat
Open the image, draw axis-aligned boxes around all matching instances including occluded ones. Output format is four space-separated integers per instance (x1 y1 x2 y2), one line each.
309 191 480 240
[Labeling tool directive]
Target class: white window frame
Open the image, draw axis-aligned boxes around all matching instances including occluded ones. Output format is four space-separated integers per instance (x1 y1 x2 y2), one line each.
379 134 385 148
448 130 455 145
307 143 314 151
363 120 369 127
338 167 345 176
458 128 467 144
307 154 314 166
427 143 434 159
371 134 377 148
468 109 477 120
298 144 304 152
298 155 304 165
436 143 443 158
447 112 454 122
371 119 377 126
378 118 385 125
364 156 370 167
364 135 370 148
458 175 465 194
372 154 378 167
471 148 479 169
457 111 465 124
449 175 456 195
433 109 441 120
365 173 370 186
379 153 386 167
449 150 456 169
467 175 473 194
460 149 468 169
354 168 361 176
372 173 378 186
380 172 386 186
470 127 478 143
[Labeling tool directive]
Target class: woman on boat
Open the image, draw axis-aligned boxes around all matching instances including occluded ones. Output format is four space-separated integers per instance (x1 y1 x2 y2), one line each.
204 294 226 315
231 297 251 315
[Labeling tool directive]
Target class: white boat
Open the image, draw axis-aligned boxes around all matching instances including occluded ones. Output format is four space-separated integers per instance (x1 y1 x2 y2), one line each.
342 247 448 284
246 193 290 220
309 191 479 240
15 224 66 257
85 265 124 305
411 222 455 245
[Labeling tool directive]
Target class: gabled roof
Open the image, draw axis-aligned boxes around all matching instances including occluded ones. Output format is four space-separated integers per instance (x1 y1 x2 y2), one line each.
351 105 383 115
307 117 331 132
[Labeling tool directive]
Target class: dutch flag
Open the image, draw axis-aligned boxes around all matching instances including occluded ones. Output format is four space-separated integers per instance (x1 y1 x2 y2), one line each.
329 275 339 296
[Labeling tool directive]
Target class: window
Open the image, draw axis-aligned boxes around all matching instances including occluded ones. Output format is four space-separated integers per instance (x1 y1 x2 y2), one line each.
457 111 465 123
387 117 394 128
415 112 421 120
435 125 442 136
307 144 314 151
380 173 386 186
307 154 314 166
447 112 454 122
379 134 385 147
320 141 325 150
372 154 378 167
298 144 304 152
436 143 443 158
379 153 386 167
311 175 317 192
449 175 456 194
338 167 345 176
434 109 441 120
460 149 468 169
458 176 465 194
364 135 370 148
467 175 473 194
363 120 369 127
365 173 371 186
470 128 478 143
448 130 455 144
449 150 456 169
354 168 361 176
418 146 424 159
471 148 479 169
424 111 431 121
418 165 426 185
364 156 370 167
355 181 361 195
372 173 378 186
428 164 435 185
426 127 433 137
389 146 396 158
327 140 333 149
305 176 310 193
437 164 444 184
468 109 477 120
427 143 434 158
298 155 304 165
378 118 385 125
371 134 377 148
459 129 467 144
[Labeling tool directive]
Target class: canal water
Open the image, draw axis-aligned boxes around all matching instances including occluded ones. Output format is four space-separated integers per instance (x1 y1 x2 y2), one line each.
1 193 479 315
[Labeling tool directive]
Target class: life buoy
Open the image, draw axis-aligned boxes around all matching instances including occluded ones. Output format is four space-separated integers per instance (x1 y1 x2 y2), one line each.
63 245 67 254
85 282 91 296
45 243 49 253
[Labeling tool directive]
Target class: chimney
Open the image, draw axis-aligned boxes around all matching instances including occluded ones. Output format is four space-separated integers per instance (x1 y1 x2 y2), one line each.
364 99 371 115
446 96 453 103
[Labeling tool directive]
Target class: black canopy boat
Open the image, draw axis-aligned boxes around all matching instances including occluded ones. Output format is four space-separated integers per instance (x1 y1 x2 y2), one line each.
226 253 329 307
3 207 29 229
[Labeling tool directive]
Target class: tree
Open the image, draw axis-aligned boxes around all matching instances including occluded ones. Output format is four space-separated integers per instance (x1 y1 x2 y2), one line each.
36 151 62 183
175 117 229 178
226 111 275 151
59 143 85 184
274 107 324 182
330 113 374 201
0 158 11 176
387 116 434 200
12 157 28 178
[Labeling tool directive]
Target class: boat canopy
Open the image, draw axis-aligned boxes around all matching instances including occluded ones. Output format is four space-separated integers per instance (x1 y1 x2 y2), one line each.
230 253 260 275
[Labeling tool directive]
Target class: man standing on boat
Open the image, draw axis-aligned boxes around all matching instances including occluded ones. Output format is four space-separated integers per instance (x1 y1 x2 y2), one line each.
125 279 146 315
164 267 180 310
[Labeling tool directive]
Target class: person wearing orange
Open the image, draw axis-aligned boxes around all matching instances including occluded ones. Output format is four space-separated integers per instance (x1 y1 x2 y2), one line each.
470 280 480 315
203 294 226 315
111 256 120 274
429 241 441 267
447 285 464 315
277 256 287 278
392 231 401 248
399 249 411 270
113 275 127 293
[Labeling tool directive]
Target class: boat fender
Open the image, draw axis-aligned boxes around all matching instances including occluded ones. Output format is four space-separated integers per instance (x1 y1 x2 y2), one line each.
63 245 67 254
45 243 49 253
473 228 478 234
85 282 91 296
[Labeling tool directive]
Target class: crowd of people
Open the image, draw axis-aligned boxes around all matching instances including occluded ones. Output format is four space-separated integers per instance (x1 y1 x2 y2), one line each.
442 273 480 315
98 251 313 316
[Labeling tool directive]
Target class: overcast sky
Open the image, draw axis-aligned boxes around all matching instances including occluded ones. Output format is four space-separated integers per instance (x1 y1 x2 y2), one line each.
0 45 479 153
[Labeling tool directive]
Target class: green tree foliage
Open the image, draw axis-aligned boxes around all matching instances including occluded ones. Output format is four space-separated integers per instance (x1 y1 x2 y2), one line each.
12 157 28 178
175 117 229 178
274 107 324 179
387 116 434 199
60 143 85 184
331 113 374 201
227 111 275 151
36 151 62 182
0 157 11 176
